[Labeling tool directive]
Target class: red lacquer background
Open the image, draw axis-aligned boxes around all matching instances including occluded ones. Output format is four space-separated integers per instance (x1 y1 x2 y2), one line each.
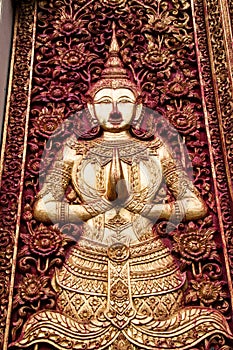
1 0 233 348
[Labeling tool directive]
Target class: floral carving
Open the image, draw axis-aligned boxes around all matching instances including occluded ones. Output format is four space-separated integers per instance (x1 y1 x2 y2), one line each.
53 13 82 36
15 274 53 306
20 205 72 262
173 227 217 265
23 224 63 257
32 103 65 137
159 72 198 102
63 49 85 69
48 83 74 101
56 45 98 70
186 275 227 306
166 104 199 135
78 307 93 321
148 12 176 33
107 243 129 262
141 44 172 71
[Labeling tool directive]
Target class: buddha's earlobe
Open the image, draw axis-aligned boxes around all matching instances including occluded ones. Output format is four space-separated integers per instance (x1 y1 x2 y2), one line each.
133 104 143 128
87 103 95 119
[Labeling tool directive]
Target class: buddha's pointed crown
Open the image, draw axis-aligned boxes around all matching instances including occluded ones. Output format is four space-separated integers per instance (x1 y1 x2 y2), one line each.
87 23 140 99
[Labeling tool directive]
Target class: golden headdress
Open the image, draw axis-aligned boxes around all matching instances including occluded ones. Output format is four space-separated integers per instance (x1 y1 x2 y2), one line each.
87 23 141 99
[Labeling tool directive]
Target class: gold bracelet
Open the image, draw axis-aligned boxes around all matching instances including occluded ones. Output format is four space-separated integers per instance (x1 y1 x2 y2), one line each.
59 202 69 223
171 201 185 224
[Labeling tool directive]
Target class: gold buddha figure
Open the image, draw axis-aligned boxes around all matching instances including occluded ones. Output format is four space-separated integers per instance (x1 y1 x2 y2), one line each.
15 25 232 350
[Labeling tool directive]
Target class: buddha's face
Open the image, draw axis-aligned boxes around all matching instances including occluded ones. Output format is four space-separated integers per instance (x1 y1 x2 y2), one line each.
88 88 137 132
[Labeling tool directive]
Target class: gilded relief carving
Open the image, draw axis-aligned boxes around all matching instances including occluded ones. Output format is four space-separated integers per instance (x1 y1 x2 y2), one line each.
10 18 233 349
0 0 233 349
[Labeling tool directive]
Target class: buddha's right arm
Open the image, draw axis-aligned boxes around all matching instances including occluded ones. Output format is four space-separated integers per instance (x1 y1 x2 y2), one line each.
33 187 113 224
33 155 112 224
33 197 107 223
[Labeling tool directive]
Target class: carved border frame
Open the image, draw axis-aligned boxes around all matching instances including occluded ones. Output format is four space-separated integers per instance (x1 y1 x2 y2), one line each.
0 0 233 347
0 0 37 348
191 0 233 311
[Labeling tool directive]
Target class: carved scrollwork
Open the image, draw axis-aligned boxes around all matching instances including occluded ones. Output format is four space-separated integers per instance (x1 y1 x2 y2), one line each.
193 0 233 318
0 0 233 348
0 0 36 346
10 205 76 342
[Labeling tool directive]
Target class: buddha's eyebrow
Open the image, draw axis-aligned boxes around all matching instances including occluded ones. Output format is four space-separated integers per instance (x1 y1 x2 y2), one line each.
94 96 113 102
117 96 135 102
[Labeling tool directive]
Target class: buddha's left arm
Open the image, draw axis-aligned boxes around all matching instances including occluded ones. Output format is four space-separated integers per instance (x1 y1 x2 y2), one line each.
163 145 207 221
131 145 208 223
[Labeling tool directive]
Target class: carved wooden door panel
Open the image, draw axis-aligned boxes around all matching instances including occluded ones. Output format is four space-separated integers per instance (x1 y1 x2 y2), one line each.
1 0 233 349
